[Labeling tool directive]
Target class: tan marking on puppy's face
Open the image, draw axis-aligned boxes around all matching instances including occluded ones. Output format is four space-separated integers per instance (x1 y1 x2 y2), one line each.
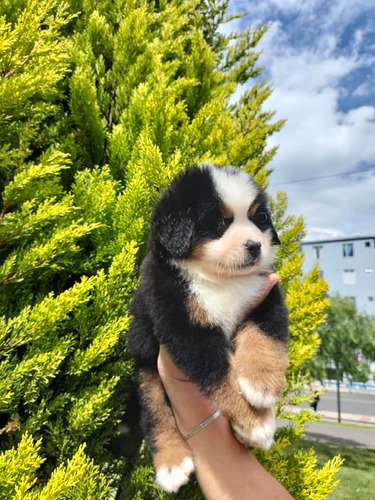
191 244 204 260
222 203 234 220
233 323 288 399
248 202 260 217
138 368 191 468
186 295 211 326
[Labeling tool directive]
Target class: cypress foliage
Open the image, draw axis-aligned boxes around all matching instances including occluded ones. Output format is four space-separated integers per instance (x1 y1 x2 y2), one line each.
0 0 343 498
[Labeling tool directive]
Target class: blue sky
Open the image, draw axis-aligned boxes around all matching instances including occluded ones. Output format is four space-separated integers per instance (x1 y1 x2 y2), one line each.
227 0 375 240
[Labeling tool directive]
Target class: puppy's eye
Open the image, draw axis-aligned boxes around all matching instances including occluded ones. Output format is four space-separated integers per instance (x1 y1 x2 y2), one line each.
254 212 267 223
222 215 233 228
249 210 268 225
218 214 233 232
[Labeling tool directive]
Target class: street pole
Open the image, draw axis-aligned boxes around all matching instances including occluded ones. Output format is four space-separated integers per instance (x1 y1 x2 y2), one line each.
335 362 341 423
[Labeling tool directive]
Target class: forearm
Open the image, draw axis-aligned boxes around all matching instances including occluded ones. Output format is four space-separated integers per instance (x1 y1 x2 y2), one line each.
162 373 292 500
188 417 291 500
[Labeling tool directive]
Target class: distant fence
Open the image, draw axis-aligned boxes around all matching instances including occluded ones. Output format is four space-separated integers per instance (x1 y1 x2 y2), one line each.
324 379 375 391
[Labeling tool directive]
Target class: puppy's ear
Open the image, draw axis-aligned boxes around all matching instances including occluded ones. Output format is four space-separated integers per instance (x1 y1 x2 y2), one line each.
155 210 195 258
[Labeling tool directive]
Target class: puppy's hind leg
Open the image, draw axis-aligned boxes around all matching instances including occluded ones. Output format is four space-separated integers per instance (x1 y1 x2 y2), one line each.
138 367 195 493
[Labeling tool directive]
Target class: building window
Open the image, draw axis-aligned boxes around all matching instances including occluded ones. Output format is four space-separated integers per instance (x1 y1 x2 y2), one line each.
343 243 354 257
343 269 356 285
365 268 373 274
313 245 323 259
365 241 371 247
369 297 374 302
347 297 356 306
320 270 324 278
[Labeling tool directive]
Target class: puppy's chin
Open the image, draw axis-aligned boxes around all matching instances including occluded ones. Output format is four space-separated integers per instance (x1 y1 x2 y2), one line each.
209 260 265 278
198 244 276 279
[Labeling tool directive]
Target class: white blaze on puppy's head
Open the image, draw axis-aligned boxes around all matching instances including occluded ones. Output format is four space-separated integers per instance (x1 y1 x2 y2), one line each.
208 165 258 215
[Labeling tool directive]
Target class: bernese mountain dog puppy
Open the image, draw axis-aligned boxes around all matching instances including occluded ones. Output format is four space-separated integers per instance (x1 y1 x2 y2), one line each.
128 163 288 493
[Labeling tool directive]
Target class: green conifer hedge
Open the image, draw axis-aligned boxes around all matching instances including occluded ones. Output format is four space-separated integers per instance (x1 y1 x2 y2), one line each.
0 0 342 498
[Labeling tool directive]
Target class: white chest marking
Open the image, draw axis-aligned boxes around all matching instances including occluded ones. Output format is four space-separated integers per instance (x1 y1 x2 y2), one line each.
188 274 265 339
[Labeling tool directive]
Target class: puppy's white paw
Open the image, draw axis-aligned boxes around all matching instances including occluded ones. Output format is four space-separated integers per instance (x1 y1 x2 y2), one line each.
233 409 276 450
238 377 278 409
155 457 195 492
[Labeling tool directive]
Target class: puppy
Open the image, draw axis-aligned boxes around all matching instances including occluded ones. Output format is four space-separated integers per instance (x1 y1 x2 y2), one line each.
128 164 289 493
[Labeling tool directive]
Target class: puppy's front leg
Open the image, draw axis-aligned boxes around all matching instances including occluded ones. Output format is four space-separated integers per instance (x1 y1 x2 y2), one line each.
208 358 276 450
233 322 288 409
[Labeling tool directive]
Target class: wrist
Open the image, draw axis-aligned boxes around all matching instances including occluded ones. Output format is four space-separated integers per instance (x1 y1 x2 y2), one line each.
184 412 232 448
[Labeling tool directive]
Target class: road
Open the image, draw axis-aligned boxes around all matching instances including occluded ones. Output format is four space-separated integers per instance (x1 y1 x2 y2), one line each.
277 420 375 449
279 390 375 449
304 390 375 416
304 421 375 449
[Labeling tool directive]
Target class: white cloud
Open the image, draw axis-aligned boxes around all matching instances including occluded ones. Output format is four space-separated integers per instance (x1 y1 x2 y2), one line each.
267 95 375 184
353 82 371 97
306 227 345 241
284 174 375 240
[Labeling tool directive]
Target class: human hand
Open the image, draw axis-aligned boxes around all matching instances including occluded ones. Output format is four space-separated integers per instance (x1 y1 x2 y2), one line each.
250 272 279 310
157 345 221 437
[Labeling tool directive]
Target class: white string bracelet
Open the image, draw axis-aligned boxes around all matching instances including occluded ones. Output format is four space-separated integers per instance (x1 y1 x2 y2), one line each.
182 410 222 440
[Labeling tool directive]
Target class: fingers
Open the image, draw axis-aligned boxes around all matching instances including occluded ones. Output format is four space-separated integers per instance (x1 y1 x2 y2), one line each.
265 272 279 290
250 273 279 311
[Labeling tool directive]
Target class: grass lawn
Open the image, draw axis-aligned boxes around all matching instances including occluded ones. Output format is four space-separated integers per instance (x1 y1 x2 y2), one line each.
297 440 375 499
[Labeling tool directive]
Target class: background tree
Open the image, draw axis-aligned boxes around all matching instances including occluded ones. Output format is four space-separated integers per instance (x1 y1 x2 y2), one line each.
0 0 342 498
309 293 375 421
313 294 375 383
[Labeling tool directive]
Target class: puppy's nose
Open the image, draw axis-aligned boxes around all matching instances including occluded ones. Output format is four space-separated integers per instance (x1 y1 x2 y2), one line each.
245 241 261 258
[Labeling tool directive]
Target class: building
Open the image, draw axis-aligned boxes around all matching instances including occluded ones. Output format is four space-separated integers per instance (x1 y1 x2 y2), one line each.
302 236 375 315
